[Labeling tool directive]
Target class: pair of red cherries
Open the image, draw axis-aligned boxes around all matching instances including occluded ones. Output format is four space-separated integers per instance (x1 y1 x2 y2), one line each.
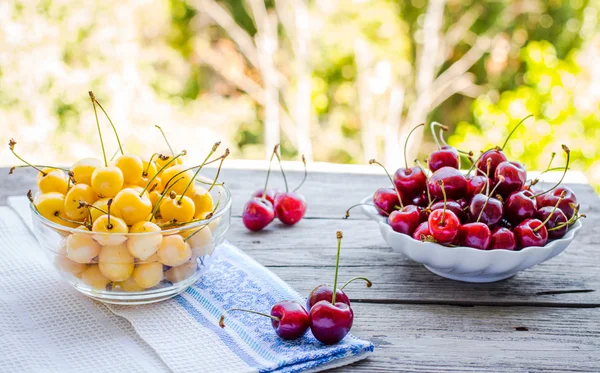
365 118 583 250
242 145 307 231
220 231 371 344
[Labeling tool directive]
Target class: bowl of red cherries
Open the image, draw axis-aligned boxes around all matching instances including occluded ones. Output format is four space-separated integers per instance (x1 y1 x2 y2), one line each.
354 119 585 283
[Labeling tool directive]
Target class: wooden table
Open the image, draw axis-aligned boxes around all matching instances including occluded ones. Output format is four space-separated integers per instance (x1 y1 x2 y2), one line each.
2 164 599 372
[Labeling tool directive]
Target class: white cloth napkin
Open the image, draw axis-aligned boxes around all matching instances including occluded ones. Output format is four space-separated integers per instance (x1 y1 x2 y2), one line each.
5 197 373 373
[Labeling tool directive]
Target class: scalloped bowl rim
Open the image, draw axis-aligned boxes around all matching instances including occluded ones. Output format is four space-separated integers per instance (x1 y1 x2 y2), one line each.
360 194 582 256
30 183 232 236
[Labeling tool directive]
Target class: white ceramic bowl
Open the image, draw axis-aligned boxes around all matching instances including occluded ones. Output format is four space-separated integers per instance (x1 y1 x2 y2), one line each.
360 195 583 283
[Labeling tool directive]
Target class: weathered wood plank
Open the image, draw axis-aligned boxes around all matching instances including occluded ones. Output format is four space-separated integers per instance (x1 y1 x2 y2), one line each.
334 303 600 372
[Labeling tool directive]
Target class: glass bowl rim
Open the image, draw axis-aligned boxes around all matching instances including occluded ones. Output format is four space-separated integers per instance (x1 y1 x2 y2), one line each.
30 183 232 236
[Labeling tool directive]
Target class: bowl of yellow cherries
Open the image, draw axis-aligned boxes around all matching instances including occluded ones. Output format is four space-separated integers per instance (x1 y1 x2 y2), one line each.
9 92 232 305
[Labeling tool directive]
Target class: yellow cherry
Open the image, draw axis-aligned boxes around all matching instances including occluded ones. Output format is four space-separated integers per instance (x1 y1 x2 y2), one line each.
37 168 69 195
98 243 135 282
160 193 195 223
115 154 144 184
137 158 159 188
161 165 193 196
155 151 183 172
81 265 111 290
145 253 161 262
92 214 128 245
117 276 145 292
71 158 102 185
64 184 98 220
91 166 124 198
164 259 197 283
112 188 152 226
126 221 162 260
34 192 78 228
148 190 162 208
89 198 118 222
123 184 146 195
182 226 214 257
191 187 213 219
55 238 87 276
132 262 163 289
66 232 102 264
157 235 191 266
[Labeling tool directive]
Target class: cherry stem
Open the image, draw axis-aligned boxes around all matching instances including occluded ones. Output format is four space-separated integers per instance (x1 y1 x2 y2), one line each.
54 211 88 229
106 198 113 229
430 122 446 150
89 91 108 167
548 208 585 231
162 153 226 193
179 142 222 202
183 224 209 243
149 176 185 221
262 145 279 200
144 153 159 176
476 176 504 223
8 139 47 175
79 201 107 215
369 159 403 209
332 231 343 305
344 203 387 219
155 125 175 156
404 123 425 169
533 145 570 198
219 308 279 328
273 146 289 192
437 180 447 225
92 95 123 155
161 195 221 229
294 155 307 192
340 277 372 290
501 115 533 150
208 149 230 192
466 149 487 177
438 127 448 147
11 164 69 173
140 150 187 196
534 192 565 232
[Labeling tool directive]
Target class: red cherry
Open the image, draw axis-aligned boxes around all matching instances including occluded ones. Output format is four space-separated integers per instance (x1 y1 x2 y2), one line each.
430 200 467 223
537 206 568 239
476 149 507 177
428 209 460 244
428 167 467 200
306 277 371 311
394 167 427 198
540 186 578 220
458 222 491 250
307 285 349 311
388 205 421 235
372 187 400 216
490 227 517 250
504 190 537 226
274 192 307 225
309 301 353 345
466 175 489 200
252 188 279 206
412 221 432 241
428 146 459 172
393 123 427 198
514 218 548 248
494 161 527 196
219 300 309 340
412 192 429 207
469 193 503 226
242 198 275 231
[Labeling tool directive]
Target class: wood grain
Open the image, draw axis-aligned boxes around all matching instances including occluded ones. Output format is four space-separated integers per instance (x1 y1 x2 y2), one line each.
333 303 600 372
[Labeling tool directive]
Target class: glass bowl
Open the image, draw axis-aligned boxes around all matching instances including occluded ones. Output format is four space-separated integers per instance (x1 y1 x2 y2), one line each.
30 183 231 304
